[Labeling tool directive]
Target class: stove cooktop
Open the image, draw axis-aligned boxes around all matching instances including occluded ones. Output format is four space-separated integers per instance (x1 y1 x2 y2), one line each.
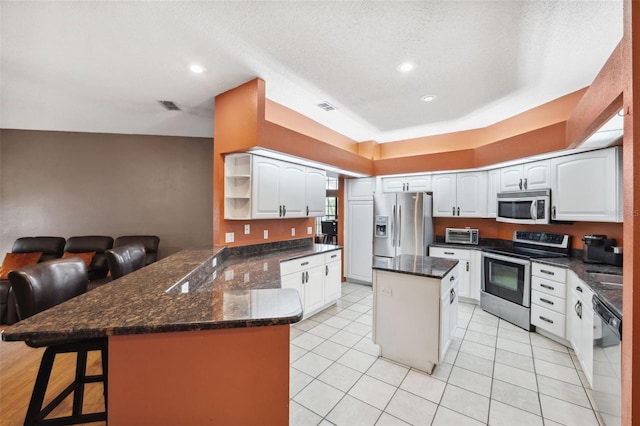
483 231 572 260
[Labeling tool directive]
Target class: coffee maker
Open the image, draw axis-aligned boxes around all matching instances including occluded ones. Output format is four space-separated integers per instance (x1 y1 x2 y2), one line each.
582 234 622 266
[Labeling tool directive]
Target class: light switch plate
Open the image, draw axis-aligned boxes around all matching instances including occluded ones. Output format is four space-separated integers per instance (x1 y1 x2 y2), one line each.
291 227 296 236
225 232 234 243
264 230 269 239
307 227 312 234
244 224 250 235
212 257 217 267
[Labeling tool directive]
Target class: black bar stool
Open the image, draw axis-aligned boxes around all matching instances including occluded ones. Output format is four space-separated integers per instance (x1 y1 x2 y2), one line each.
9 257 108 425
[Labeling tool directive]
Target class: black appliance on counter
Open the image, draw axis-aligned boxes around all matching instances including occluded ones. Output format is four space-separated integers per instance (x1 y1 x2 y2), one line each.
480 231 571 331
582 234 622 266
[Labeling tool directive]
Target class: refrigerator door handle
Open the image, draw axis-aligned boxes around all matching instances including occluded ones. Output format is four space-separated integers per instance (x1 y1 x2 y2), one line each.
391 204 396 247
398 204 402 247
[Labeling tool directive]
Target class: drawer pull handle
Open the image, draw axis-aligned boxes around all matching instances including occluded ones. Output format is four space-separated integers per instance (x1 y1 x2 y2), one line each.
540 269 555 276
539 316 554 324
540 284 555 291
450 275 455 282
576 286 583 293
540 298 554 305
331 254 337 258
444 251 455 255
301 261 309 266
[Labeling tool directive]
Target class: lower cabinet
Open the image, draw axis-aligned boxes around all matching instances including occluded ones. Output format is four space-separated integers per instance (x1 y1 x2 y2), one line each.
566 271 595 387
280 250 342 319
439 279 459 361
429 247 480 302
531 262 567 338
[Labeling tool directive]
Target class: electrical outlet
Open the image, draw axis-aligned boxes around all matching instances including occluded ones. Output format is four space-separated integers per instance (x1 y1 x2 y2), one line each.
225 270 234 281
381 288 393 296
244 224 250 235
244 273 250 283
181 281 189 293
264 230 269 239
307 227 313 234
225 232 234 243
263 262 268 271
291 227 296 236
212 257 217 267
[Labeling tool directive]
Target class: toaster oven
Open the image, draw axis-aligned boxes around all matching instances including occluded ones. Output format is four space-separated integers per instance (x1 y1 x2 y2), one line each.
445 228 479 245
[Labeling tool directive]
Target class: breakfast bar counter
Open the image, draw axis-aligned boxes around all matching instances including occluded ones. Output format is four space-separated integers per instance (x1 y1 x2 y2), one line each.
1 238 338 425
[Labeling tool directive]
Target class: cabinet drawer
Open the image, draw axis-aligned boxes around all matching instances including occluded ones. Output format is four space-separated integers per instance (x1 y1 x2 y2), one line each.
325 250 342 263
531 303 565 338
280 254 324 276
532 262 566 283
441 265 459 295
531 276 566 299
429 247 471 260
532 290 565 315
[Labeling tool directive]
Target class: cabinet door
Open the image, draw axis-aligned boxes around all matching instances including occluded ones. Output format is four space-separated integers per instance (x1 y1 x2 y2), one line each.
348 178 375 201
458 260 471 299
304 265 325 314
500 165 524 192
280 163 306 218
449 281 459 343
581 301 594 387
567 288 582 357
432 174 457 217
252 157 282 219
469 250 482 301
523 160 551 190
551 148 621 222
381 177 406 193
406 175 432 192
346 201 373 283
324 260 342 303
456 172 487 217
487 169 500 218
281 272 304 306
305 168 326 216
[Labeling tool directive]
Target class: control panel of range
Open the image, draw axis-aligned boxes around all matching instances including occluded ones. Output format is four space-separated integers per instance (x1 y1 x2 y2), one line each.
513 231 570 248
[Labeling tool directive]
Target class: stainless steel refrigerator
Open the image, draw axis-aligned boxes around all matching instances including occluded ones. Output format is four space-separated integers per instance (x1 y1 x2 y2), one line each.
373 192 434 259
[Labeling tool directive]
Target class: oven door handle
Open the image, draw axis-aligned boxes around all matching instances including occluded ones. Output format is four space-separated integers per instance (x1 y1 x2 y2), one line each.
482 252 531 266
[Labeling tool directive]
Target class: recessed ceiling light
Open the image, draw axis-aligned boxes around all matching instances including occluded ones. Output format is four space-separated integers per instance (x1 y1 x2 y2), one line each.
189 64 205 73
420 94 437 102
397 62 415 73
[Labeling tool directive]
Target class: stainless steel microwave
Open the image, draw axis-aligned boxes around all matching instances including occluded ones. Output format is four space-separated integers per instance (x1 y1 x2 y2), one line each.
496 189 551 224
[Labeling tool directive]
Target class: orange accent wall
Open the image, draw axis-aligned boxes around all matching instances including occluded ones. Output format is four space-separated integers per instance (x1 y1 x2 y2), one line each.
108 326 290 425
374 149 476 175
433 218 623 250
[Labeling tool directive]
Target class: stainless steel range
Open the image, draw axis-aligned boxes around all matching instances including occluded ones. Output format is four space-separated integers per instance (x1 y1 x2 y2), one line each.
481 231 571 330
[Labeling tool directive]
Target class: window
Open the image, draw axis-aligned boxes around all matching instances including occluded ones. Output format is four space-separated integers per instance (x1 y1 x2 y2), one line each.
315 176 339 234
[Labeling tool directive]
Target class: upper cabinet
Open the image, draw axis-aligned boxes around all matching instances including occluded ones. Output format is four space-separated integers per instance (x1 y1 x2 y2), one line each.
487 169 500 218
224 154 326 220
347 177 376 201
550 147 622 222
433 171 488 217
381 174 431 193
500 160 551 192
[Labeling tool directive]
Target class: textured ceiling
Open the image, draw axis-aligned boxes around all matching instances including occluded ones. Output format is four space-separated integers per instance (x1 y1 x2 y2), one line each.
0 1 623 142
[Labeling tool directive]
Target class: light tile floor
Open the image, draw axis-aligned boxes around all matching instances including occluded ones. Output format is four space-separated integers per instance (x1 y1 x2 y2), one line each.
289 282 602 426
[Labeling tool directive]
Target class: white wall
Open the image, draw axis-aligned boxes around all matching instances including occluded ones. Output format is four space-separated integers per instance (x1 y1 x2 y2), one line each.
0 129 213 258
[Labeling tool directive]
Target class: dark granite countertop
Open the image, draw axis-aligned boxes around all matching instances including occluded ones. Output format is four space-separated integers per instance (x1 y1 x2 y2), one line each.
373 255 458 279
533 257 623 320
2 239 341 344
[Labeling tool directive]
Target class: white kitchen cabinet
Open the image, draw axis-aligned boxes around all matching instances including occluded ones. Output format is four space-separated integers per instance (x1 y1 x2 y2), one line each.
280 249 342 319
566 271 595 387
380 174 432 193
469 250 482 301
531 262 567 338
550 147 622 222
305 168 327 216
347 177 376 201
429 247 475 302
500 160 551 192
373 265 459 374
432 172 487 217
487 169 500 218
225 154 326 220
345 200 373 283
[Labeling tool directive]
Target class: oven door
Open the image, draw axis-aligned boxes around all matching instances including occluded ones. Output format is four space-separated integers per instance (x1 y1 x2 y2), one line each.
481 252 531 307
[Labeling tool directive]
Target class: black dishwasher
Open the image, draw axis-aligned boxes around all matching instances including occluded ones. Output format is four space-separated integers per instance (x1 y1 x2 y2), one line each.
592 295 621 425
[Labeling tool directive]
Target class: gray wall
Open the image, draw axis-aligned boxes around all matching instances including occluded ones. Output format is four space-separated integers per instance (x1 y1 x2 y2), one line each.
0 129 213 258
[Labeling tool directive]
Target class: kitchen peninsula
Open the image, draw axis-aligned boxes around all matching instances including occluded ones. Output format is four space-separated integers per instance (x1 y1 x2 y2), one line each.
372 255 459 374
2 238 340 425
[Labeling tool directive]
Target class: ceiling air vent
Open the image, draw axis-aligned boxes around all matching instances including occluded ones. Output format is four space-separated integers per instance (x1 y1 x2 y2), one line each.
158 100 181 111
317 102 337 112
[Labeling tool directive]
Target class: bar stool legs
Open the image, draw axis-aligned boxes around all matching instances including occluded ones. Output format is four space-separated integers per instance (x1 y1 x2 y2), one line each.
24 338 108 426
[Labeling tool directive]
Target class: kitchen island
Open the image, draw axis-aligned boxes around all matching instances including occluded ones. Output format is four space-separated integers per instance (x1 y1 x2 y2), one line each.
372 255 459 374
1 239 339 425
